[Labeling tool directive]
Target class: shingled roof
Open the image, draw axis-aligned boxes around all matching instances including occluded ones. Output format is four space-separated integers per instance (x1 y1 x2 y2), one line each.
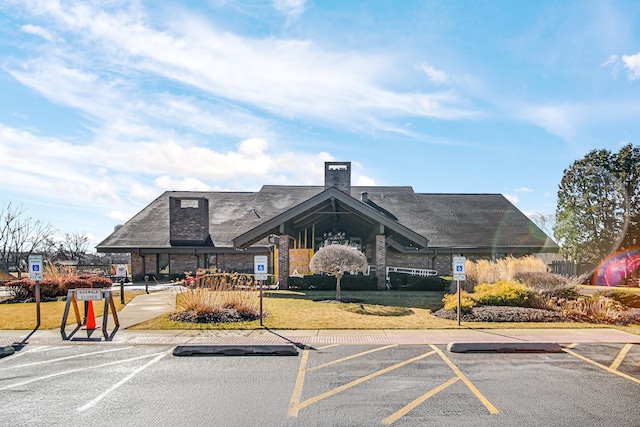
96 185 558 254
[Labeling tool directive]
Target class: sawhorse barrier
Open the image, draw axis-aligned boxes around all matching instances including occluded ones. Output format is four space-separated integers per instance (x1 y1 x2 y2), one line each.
60 289 119 341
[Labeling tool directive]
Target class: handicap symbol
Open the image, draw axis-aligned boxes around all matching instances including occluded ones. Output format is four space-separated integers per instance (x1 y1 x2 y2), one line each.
257 265 265 271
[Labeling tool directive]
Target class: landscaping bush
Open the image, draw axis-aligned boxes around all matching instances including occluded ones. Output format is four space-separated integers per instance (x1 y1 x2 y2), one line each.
170 279 262 324
5 279 34 300
513 272 569 290
473 281 534 307
529 285 583 309
598 289 640 308
442 291 476 313
288 274 377 291
466 256 548 286
557 296 625 324
60 278 93 295
388 273 450 291
80 275 113 288
38 279 62 299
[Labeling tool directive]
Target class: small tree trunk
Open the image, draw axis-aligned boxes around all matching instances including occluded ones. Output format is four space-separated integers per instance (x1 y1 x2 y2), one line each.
335 274 342 301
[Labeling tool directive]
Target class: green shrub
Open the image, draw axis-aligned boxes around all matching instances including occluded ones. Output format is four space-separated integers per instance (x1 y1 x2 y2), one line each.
443 291 476 313
288 274 377 291
541 285 582 300
513 272 569 290
473 281 534 307
389 273 450 291
388 272 408 288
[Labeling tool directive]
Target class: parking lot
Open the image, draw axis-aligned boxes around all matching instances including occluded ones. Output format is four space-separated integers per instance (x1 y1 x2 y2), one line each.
2 342 640 426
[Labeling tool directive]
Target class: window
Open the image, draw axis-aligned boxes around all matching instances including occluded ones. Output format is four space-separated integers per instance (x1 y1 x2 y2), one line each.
158 253 170 275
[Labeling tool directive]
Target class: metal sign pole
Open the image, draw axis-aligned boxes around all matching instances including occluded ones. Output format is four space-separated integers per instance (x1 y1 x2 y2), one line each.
28 255 43 328
457 279 461 326
452 256 466 327
35 281 41 328
259 280 264 326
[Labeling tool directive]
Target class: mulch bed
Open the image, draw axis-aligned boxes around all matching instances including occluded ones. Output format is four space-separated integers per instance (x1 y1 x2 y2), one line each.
169 309 261 323
433 306 640 324
432 306 569 322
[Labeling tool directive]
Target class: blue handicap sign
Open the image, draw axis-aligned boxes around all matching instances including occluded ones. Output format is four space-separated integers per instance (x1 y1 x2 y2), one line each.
456 265 463 272
257 265 265 271
32 265 40 272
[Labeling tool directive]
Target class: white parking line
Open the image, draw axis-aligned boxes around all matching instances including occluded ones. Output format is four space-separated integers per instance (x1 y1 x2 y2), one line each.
77 349 171 412
0 347 133 371
0 346 67 362
0 351 168 391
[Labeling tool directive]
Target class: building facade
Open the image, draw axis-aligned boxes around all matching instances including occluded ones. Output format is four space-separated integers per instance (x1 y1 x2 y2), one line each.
97 162 558 289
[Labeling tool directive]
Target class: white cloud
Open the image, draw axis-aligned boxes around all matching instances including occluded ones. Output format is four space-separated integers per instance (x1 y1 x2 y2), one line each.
514 100 640 141
514 187 533 193
516 104 578 140
7 61 270 141
273 0 307 18
20 24 58 41
622 52 640 80
602 54 619 67
420 63 448 84
154 176 212 191
129 183 158 203
504 194 519 205
354 175 376 186
0 124 361 220
6 1 476 136
108 211 132 222
602 54 620 78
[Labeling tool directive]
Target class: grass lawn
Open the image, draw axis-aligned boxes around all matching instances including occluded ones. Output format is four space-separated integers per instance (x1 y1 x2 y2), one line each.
0 290 146 330
128 290 622 331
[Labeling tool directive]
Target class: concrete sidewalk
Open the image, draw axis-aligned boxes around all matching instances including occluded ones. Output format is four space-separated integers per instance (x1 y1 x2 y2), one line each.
1 289 640 347
1 326 639 347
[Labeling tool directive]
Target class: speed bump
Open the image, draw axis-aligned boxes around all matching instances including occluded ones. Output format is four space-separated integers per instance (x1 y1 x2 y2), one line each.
0 345 16 358
173 345 299 357
447 342 562 353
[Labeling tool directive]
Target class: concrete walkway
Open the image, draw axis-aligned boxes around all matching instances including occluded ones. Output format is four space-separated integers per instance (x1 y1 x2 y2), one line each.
101 288 178 330
1 289 640 346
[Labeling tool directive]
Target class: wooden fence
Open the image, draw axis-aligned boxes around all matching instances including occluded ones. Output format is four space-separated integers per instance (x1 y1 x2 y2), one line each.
550 260 577 277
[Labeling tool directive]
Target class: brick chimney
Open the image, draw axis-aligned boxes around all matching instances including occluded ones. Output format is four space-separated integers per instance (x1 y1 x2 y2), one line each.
324 161 351 194
169 197 211 246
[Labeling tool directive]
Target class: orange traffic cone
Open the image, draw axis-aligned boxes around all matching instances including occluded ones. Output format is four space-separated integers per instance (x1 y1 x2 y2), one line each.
85 300 97 330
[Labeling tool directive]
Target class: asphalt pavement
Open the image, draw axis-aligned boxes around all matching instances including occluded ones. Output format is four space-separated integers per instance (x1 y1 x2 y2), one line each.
1 287 640 348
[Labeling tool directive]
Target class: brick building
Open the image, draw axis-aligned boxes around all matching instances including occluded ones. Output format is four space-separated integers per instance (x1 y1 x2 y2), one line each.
96 161 558 289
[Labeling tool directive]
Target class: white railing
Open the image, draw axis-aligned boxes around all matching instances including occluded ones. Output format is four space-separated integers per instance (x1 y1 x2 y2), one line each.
386 266 437 280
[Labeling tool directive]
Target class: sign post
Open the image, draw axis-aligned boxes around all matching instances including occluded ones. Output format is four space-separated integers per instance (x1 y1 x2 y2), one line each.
254 255 268 326
452 256 466 326
28 255 44 328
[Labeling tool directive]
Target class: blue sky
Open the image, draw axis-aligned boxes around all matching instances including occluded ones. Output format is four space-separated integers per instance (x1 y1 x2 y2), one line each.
0 0 639 250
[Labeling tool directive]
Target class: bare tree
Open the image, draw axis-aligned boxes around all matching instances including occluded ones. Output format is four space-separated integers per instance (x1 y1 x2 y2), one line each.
530 212 556 241
0 202 56 276
62 232 90 260
309 244 368 300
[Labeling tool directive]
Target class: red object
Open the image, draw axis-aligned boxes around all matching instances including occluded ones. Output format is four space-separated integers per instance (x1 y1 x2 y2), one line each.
85 300 97 330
